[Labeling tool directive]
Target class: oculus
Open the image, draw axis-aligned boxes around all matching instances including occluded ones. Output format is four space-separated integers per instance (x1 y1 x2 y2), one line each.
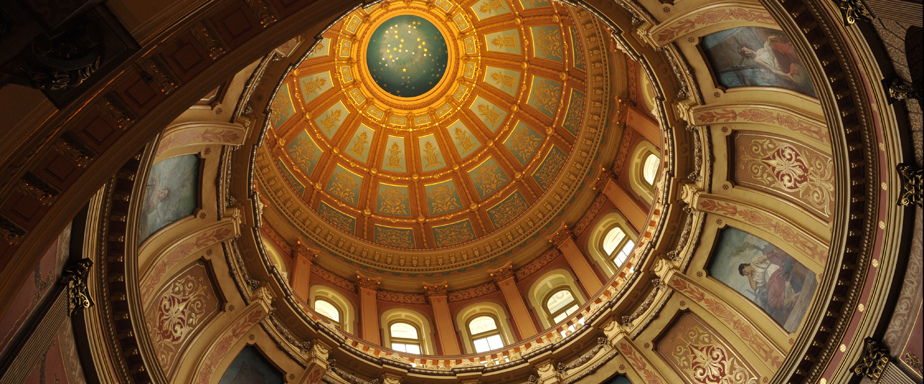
366 15 448 97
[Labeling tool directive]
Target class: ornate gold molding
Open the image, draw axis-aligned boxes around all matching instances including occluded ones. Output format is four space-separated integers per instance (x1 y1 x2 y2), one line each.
852 338 890 381
832 0 873 25
897 163 922 207
62 259 94 315
422 281 448 297
356 272 381 291
546 222 573 247
488 262 515 283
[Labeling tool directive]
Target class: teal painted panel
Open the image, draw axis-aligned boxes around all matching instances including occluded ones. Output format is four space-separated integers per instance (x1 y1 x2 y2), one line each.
382 136 407 172
519 0 551 8
287 131 323 177
345 124 375 163
314 101 350 139
470 96 507 132
432 220 476 247
376 183 411 217
276 159 305 195
318 202 355 234
299 71 333 104
374 225 415 248
562 89 586 136
306 37 331 58
268 84 295 128
532 145 568 189
483 66 521 97
418 134 446 171
444 120 481 158
485 30 521 54
530 26 563 62
527 76 562 119
471 0 510 20
468 157 510 199
503 121 544 165
424 179 464 215
487 190 529 228
325 165 362 206
570 27 585 70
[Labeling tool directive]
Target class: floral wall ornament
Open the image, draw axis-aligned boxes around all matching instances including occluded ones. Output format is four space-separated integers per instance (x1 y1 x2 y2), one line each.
62 259 93 315
851 338 891 380
657 312 760 384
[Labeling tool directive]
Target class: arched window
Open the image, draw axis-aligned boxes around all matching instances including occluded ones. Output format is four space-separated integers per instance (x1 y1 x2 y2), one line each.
313 298 341 324
602 226 635 267
389 322 422 354
642 153 659 186
545 289 579 324
468 315 505 353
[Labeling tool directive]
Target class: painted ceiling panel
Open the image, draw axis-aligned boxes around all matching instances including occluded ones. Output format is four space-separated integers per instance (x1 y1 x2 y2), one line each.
346 124 375 163
483 66 521 97
326 165 363 206
487 190 529 229
382 136 408 172
376 183 411 217
470 96 507 132
504 121 544 166
485 30 521 54
269 84 295 128
299 71 333 104
471 0 510 20
318 202 356 234
530 26 564 62
445 120 481 158
287 131 323 176
418 134 447 171
562 89 585 136
468 157 510 199
432 219 476 247
425 179 464 215
374 225 416 248
314 101 350 139
527 76 563 119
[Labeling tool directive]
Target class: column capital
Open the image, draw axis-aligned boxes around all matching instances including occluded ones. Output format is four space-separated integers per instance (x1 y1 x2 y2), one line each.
62 259 94 315
293 238 320 260
487 262 515 284
852 337 891 381
422 281 448 297
591 167 614 192
356 272 381 291
546 222 573 247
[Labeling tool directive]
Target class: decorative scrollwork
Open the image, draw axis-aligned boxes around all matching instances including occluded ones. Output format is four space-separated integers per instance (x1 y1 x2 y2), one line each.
897 163 922 207
62 259 94 315
888 78 920 102
559 337 607 373
329 359 380 384
833 0 873 25
851 338 890 380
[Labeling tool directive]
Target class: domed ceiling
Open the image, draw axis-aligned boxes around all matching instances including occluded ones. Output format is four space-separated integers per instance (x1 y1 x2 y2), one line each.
263 0 609 256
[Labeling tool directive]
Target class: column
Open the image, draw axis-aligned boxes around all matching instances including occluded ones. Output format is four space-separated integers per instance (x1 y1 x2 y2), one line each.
423 281 462 355
488 262 538 339
356 272 381 344
592 168 648 232
626 104 661 148
289 238 318 303
547 223 603 296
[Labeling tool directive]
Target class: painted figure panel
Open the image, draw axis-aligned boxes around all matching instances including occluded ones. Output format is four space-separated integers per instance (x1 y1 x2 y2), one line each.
707 227 817 333
218 346 284 384
140 155 200 241
701 27 816 97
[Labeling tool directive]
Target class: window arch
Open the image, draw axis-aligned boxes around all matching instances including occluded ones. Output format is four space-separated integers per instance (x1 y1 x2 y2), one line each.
544 288 579 324
313 298 341 324
586 211 638 277
381 309 436 355
467 315 505 353
309 285 355 334
389 321 422 354
629 141 661 203
455 302 516 354
527 268 587 329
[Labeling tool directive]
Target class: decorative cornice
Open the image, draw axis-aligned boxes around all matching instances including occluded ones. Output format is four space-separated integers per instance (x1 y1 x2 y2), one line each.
423 281 448 297
546 223 573 247
356 272 381 291
488 262 515 283
293 238 320 260
590 167 614 193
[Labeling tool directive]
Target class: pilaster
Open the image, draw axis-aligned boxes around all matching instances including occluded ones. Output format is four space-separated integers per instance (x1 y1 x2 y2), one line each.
423 281 461 355
488 262 538 339
356 272 381 344
547 223 602 296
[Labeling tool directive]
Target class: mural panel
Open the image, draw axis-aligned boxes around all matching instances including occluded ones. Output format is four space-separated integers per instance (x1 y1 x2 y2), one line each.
471 0 510 20
504 121 544 165
468 157 510 199
484 66 521 97
318 202 356 234
487 190 529 228
346 124 375 163
570 27 585 70
425 179 464 215
445 120 481 158
418 134 447 171
383 136 407 172
325 165 363 206
470 96 507 132
141 155 200 241
298 71 334 104
217 346 284 384
314 101 349 139
433 220 476 247
374 225 416 248
530 26 564 62
485 30 521 54
707 227 817 333
701 27 816 97
376 183 411 217
268 84 294 128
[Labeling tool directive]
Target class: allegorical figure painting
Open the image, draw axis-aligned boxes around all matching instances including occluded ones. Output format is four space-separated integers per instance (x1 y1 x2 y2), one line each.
218 346 284 384
140 154 200 241
708 227 817 333
701 26 817 98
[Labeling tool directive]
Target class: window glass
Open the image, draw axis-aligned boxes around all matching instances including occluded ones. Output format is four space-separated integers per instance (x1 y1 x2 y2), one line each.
390 322 419 340
468 316 497 335
642 153 659 185
314 299 340 322
546 290 576 314
602 227 627 255
614 240 636 266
